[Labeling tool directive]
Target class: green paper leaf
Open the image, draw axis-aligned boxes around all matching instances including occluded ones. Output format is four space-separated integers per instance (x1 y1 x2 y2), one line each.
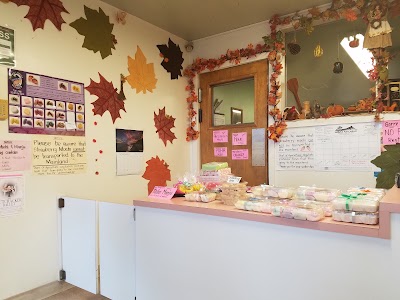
70 6 115 59
371 144 400 189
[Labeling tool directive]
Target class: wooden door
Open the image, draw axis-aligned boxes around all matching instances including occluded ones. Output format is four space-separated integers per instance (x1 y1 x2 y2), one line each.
199 60 268 186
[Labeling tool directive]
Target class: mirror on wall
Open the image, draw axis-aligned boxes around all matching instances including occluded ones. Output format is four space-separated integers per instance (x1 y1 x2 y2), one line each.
211 77 255 126
285 16 400 111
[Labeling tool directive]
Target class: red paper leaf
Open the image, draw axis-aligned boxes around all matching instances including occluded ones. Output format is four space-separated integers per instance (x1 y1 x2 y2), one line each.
154 107 177 146
142 156 171 195
86 73 126 123
10 0 69 31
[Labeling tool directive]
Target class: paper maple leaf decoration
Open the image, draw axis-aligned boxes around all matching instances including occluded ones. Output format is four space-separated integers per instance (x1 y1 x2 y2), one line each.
157 38 184 79
86 73 126 123
154 107 177 146
371 144 400 189
126 46 158 94
10 0 69 31
70 6 116 59
142 156 171 195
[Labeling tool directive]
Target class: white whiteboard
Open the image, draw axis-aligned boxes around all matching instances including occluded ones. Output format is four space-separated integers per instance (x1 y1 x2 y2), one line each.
276 123 380 172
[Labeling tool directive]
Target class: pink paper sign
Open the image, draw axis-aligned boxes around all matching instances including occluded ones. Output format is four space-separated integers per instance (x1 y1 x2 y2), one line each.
214 147 227 157
232 149 249 160
148 186 177 200
213 130 228 143
232 132 247 145
382 120 400 145
0 140 31 172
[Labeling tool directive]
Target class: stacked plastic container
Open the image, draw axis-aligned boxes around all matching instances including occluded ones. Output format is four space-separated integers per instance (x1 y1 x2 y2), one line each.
295 186 341 217
331 187 385 225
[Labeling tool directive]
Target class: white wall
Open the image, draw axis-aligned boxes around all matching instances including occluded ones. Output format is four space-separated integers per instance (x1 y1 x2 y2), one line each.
136 206 400 300
0 1 191 298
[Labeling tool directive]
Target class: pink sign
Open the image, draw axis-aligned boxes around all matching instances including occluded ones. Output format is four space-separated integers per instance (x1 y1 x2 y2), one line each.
148 186 177 200
232 149 249 160
232 132 247 145
0 140 31 172
382 120 400 145
214 147 227 157
213 130 228 143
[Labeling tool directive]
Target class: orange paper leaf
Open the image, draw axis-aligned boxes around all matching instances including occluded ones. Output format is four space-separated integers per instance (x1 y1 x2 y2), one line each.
308 6 321 18
126 46 157 94
342 8 358 21
142 156 171 195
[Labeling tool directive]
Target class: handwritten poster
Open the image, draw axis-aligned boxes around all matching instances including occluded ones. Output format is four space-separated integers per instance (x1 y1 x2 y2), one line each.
276 127 314 170
0 140 31 171
8 68 85 136
314 123 380 171
232 149 248 160
148 186 177 200
213 130 228 143
214 147 227 157
0 174 24 217
32 136 86 175
232 132 247 145
382 120 400 145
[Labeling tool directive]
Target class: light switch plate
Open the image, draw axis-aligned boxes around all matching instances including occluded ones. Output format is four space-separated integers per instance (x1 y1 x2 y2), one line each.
0 99 8 120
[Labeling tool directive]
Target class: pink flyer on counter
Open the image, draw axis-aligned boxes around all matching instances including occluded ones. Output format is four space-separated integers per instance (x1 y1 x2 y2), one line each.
232 132 247 145
382 120 400 145
213 130 228 143
232 149 248 160
214 147 227 157
148 186 177 200
0 140 31 172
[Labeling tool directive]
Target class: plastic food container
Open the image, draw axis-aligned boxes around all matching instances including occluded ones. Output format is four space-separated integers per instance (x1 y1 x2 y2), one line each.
332 210 379 225
347 187 386 196
235 200 272 214
184 192 217 203
267 187 295 199
332 195 380 213
251 185 272 197
220 182 248 206
296 186 340 202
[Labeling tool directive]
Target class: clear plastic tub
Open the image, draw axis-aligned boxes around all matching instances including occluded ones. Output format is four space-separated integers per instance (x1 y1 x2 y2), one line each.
251 185 273 197
184 192 217 203
296 186 340 202
332 210 379 225
267 187 295 199
332 195 380 212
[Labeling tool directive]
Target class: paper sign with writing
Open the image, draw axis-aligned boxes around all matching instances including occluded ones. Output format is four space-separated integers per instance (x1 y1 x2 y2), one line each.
0 174 24 217
227 176 242 184
232 149 248 160
0 140 31 171
382 120 400 145
214 147 227 157
148 186 177 200
32 136 87 175
232 132 247 145
213 130 228 143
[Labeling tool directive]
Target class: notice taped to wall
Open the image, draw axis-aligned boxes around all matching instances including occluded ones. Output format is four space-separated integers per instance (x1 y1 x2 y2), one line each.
32 136 86 175
0 174 24 217
0 140 31 172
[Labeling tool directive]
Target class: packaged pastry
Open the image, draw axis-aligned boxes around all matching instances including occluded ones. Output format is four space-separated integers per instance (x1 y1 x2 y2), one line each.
267 187 295 199
332 210 379 225
289 201 325 221
220 182 248 206
347 187 386 196
251 185 272 197
184 192 217 203
296 186 340 202
201 162 229 171
332 194 380 212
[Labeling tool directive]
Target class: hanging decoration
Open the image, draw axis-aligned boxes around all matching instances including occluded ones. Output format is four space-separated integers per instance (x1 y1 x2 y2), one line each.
115 10 127 25
287 27 301 55
142 156 171 195
9 0 69 31
333 35 343 74
70 6 116 59
313 43 324 57
157 38 184 79
154 107 177 146
125 46 157 94
86 73 126 123
349 35 360 47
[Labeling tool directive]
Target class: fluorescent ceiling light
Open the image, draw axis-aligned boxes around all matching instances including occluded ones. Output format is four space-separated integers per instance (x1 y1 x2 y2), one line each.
340 34 374 78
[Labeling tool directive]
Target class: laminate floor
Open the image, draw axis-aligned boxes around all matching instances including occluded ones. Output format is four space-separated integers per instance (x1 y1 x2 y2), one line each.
6 281 109 300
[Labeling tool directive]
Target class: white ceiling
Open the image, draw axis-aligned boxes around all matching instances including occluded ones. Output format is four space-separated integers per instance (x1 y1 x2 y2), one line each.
102 0 331 41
